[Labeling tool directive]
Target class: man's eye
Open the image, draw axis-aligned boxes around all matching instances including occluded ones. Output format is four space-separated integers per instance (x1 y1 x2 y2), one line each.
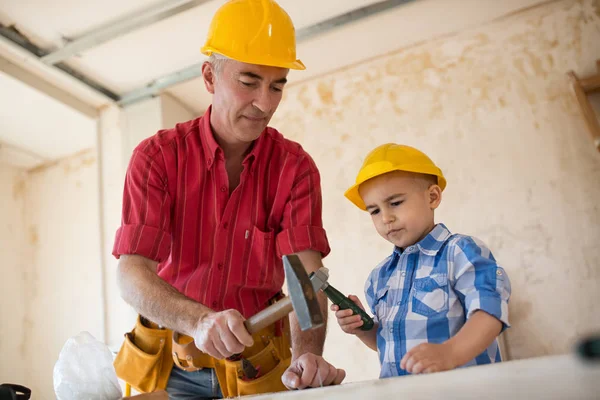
271 86 283 92
241 81 255 87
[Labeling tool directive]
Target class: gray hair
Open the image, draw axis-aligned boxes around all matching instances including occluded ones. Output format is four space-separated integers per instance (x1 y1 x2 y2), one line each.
208 53 230 77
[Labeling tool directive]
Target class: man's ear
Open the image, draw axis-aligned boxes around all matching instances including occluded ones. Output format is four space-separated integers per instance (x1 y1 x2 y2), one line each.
201 61 216 94
428 185 442 210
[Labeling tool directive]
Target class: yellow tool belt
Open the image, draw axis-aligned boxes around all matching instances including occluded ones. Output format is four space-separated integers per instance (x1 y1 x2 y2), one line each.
113 315 173 394
172 320 291 397
114 301 291 397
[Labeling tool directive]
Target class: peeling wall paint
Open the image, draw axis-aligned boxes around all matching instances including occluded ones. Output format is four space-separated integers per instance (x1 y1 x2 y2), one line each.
272 0 600 382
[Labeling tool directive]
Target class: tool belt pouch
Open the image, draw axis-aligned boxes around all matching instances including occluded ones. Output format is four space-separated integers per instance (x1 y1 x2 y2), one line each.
216 332 292 398
113 315 173 393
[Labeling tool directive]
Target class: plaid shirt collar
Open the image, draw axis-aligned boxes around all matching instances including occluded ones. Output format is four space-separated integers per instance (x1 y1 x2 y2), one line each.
393 223 452 257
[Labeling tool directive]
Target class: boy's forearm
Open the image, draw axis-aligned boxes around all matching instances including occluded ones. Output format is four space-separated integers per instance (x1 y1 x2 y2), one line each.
356 324 378 351
446 310 502 366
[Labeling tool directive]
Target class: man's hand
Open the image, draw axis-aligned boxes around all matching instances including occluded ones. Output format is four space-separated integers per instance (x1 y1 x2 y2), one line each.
400 342 457 374
281 353 346 389
330 295 366 335
192 309 254 359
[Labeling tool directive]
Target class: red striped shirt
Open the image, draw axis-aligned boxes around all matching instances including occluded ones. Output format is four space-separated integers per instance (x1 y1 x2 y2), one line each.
112 107 330 317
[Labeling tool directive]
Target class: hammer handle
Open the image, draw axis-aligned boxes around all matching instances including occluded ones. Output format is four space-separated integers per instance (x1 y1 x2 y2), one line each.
244 297 292 334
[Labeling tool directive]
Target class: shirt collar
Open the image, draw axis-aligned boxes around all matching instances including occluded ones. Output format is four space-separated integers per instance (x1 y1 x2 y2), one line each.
200 105 266 171
393 223 452 256
200 105 219 169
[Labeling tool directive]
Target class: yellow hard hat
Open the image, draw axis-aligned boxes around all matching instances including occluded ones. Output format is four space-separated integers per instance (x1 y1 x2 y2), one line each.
201 0 305 70
344 143 447 210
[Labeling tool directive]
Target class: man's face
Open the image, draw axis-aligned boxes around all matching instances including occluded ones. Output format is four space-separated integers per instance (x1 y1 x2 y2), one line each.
359 171 441 249
204 59 289 145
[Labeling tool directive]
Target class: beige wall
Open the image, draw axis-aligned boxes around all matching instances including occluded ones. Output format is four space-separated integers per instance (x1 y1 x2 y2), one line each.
0 165 30 387
0 152 104 396
272 0 600 382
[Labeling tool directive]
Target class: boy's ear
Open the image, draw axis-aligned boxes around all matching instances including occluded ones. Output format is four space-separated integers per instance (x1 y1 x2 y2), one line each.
428 185 442 210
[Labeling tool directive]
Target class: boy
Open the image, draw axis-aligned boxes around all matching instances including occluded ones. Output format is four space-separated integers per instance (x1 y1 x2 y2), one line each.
333 143 511 378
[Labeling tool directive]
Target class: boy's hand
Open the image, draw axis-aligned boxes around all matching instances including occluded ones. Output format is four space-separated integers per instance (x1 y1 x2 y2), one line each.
400 342 457 374
330 295 367 335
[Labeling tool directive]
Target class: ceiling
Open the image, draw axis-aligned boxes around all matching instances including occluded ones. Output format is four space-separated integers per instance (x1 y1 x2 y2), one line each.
0 0 547 168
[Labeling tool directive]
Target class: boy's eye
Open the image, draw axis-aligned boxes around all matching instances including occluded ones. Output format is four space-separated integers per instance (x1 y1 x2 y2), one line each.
369 209 380 216
390 201 403 207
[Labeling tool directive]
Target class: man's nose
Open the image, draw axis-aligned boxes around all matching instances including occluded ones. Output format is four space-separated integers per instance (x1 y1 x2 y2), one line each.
252 86 271 114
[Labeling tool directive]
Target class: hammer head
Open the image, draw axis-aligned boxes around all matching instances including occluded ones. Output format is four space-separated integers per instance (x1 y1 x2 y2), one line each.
283 255 324 331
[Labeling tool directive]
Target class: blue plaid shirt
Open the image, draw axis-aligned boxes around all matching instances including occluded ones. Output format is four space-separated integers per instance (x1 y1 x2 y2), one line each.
365 223 511 378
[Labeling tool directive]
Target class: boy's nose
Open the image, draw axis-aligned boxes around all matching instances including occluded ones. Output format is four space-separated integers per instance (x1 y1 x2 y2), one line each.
382 211 396 224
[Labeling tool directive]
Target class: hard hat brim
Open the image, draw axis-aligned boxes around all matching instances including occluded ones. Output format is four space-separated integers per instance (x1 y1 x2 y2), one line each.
201 46 306 70
344 166 447 211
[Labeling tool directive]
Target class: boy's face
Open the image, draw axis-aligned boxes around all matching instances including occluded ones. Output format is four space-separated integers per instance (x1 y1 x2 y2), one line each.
359 171 442 249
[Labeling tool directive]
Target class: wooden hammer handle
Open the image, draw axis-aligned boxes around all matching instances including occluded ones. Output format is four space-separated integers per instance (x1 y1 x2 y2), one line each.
244 297 292 334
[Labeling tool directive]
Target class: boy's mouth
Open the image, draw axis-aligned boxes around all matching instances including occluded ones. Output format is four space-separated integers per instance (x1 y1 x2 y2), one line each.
387 228 402 236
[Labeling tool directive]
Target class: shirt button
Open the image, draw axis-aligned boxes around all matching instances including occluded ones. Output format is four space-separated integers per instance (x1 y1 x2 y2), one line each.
389 327 393 332
496 269 503 276
220 186 226 192
207 158 212 166
401 271 406 277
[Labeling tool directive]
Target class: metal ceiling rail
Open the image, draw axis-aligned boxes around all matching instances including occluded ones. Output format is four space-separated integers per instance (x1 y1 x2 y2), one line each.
0 24 120 101
41 0 213 65
0 0 414 109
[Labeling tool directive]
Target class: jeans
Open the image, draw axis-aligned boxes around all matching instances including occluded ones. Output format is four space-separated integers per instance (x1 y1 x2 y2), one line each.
166 366 223 399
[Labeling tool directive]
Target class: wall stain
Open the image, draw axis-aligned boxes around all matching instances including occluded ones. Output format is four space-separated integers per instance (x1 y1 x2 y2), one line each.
12 176 26 201
317 81 335 105
28 225 38 246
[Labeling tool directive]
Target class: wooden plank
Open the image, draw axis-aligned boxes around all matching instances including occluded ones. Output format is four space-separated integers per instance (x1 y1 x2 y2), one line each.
243 355 600 400
568 71 600 152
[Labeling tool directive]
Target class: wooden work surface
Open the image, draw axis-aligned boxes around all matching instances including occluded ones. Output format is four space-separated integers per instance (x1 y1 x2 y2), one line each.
245 354 600 400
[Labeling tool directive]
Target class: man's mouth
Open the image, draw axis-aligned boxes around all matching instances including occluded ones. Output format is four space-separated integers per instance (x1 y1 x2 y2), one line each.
243 115 266 122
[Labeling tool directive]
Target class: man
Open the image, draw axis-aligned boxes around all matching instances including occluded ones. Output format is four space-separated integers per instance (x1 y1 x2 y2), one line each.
112 0 345 398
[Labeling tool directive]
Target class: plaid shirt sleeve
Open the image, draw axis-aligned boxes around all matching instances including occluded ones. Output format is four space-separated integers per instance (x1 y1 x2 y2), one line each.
364 271 378 323
452 236 511 331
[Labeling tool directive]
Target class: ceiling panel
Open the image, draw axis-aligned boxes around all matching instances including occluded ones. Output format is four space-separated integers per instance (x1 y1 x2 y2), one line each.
0 0 159 48
0 71 96 161
29 0 384 93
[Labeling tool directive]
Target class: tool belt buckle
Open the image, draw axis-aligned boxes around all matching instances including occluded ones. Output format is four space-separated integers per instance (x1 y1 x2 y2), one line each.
173 351 203 372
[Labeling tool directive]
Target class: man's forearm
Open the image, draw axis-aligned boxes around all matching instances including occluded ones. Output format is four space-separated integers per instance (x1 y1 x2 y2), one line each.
117 254 210 336
289 250 329 359
290 292 328 359
446 310 503 367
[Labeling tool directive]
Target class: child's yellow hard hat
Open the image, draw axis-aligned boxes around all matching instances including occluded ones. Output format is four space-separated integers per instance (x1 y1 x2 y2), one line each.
201 0 305 70
344 143 447 210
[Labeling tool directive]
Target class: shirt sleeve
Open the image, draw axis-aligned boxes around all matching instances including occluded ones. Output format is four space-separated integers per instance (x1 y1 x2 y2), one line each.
452 236 511 331
276 155 330 258
364 271 379 323
112 147 172 262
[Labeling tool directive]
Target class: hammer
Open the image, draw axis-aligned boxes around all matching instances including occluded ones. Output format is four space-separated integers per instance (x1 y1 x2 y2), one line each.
244 254 324 334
